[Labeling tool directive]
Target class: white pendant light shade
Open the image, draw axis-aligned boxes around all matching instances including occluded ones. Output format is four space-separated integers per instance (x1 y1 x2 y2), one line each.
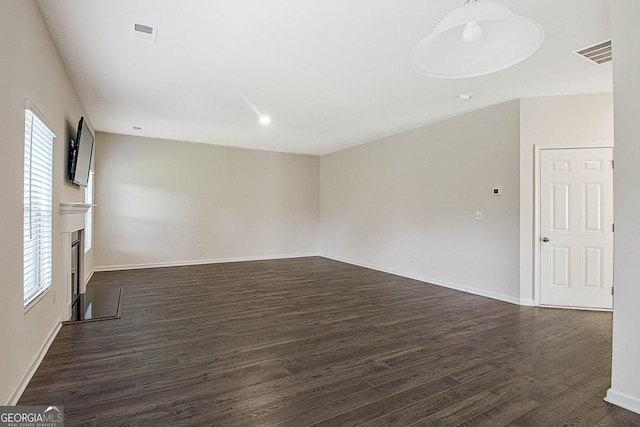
412 0 544 79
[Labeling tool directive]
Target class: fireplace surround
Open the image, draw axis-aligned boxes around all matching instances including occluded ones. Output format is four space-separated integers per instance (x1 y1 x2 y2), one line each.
59 202 91 320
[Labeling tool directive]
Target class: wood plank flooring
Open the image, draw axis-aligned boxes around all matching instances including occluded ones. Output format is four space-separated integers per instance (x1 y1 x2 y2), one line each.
19 257 640 426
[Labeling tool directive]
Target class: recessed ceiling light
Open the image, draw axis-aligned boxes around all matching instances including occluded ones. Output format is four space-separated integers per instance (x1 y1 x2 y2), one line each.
458 93 472 101
259 116 271 125
242 96 272 126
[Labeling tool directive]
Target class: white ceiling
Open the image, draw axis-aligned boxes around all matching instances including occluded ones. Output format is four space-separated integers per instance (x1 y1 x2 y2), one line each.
37 0 612 155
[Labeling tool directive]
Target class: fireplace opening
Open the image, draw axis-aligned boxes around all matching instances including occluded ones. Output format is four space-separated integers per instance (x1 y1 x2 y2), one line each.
70 230 81 318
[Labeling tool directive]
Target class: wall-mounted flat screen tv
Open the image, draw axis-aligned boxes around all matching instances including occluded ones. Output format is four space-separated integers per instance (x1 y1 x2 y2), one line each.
68 116 94 187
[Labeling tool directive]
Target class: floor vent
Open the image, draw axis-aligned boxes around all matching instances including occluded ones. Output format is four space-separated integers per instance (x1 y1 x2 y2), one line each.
130 22 158 43
574 39 612 64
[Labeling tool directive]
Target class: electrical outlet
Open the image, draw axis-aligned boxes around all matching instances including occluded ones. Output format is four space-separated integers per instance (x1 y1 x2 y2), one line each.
474 211 483 221
196 244 202 252
53 289 56 302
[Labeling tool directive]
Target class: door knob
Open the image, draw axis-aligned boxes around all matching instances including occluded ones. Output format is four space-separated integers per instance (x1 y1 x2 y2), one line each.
542 237 550 242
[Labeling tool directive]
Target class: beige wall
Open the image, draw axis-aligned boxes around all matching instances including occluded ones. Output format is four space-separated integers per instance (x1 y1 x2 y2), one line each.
607 0 640 414
0 1 90 404
94 133 319 269
319 101 521 303
519 93 614 305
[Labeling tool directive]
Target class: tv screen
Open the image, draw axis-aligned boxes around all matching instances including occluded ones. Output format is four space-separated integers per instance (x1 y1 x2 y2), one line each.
68 116 94 187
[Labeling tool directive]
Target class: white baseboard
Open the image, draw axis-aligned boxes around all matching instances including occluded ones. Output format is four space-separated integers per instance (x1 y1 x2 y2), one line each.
7 318 62 405
97 251 524 306
605 388 640 415
519 298 536 307
320 253 522 306
94 252 319 272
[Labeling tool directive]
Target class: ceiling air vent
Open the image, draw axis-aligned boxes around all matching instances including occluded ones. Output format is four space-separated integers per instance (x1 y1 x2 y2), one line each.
130 22 158 43
574 39 612 65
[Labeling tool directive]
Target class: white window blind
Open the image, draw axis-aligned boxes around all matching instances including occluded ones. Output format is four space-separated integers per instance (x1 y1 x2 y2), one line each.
84 170 94 253
23 107 55 307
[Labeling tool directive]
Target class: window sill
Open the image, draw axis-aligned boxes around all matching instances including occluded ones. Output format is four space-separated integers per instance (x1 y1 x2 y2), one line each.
24 287 52 315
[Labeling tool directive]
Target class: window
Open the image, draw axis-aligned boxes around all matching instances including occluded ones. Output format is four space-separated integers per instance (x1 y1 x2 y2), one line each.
23 104 55 307
84 170 94 253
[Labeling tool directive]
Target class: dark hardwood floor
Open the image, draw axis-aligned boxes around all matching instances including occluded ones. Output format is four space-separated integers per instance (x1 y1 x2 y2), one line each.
19 257 640 426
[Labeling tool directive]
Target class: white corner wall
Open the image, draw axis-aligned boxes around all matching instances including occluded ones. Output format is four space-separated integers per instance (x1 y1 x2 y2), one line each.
319 101 521 303
94 133 319 270
519 93 614 305
606 0 640 415
0 0 90 404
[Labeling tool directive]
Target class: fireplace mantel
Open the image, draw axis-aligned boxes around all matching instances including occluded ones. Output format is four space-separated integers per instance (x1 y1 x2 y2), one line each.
59 202 93 233
60 202 93 214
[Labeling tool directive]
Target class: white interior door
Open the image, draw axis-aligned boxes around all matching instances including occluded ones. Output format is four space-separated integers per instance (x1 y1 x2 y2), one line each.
539 148 614 309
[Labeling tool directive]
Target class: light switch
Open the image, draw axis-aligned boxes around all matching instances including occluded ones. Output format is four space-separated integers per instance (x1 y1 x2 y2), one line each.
492 187 503 196
474 211 483 220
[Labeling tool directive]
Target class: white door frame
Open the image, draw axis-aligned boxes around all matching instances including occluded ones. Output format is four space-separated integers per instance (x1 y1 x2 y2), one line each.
532 144 614 310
